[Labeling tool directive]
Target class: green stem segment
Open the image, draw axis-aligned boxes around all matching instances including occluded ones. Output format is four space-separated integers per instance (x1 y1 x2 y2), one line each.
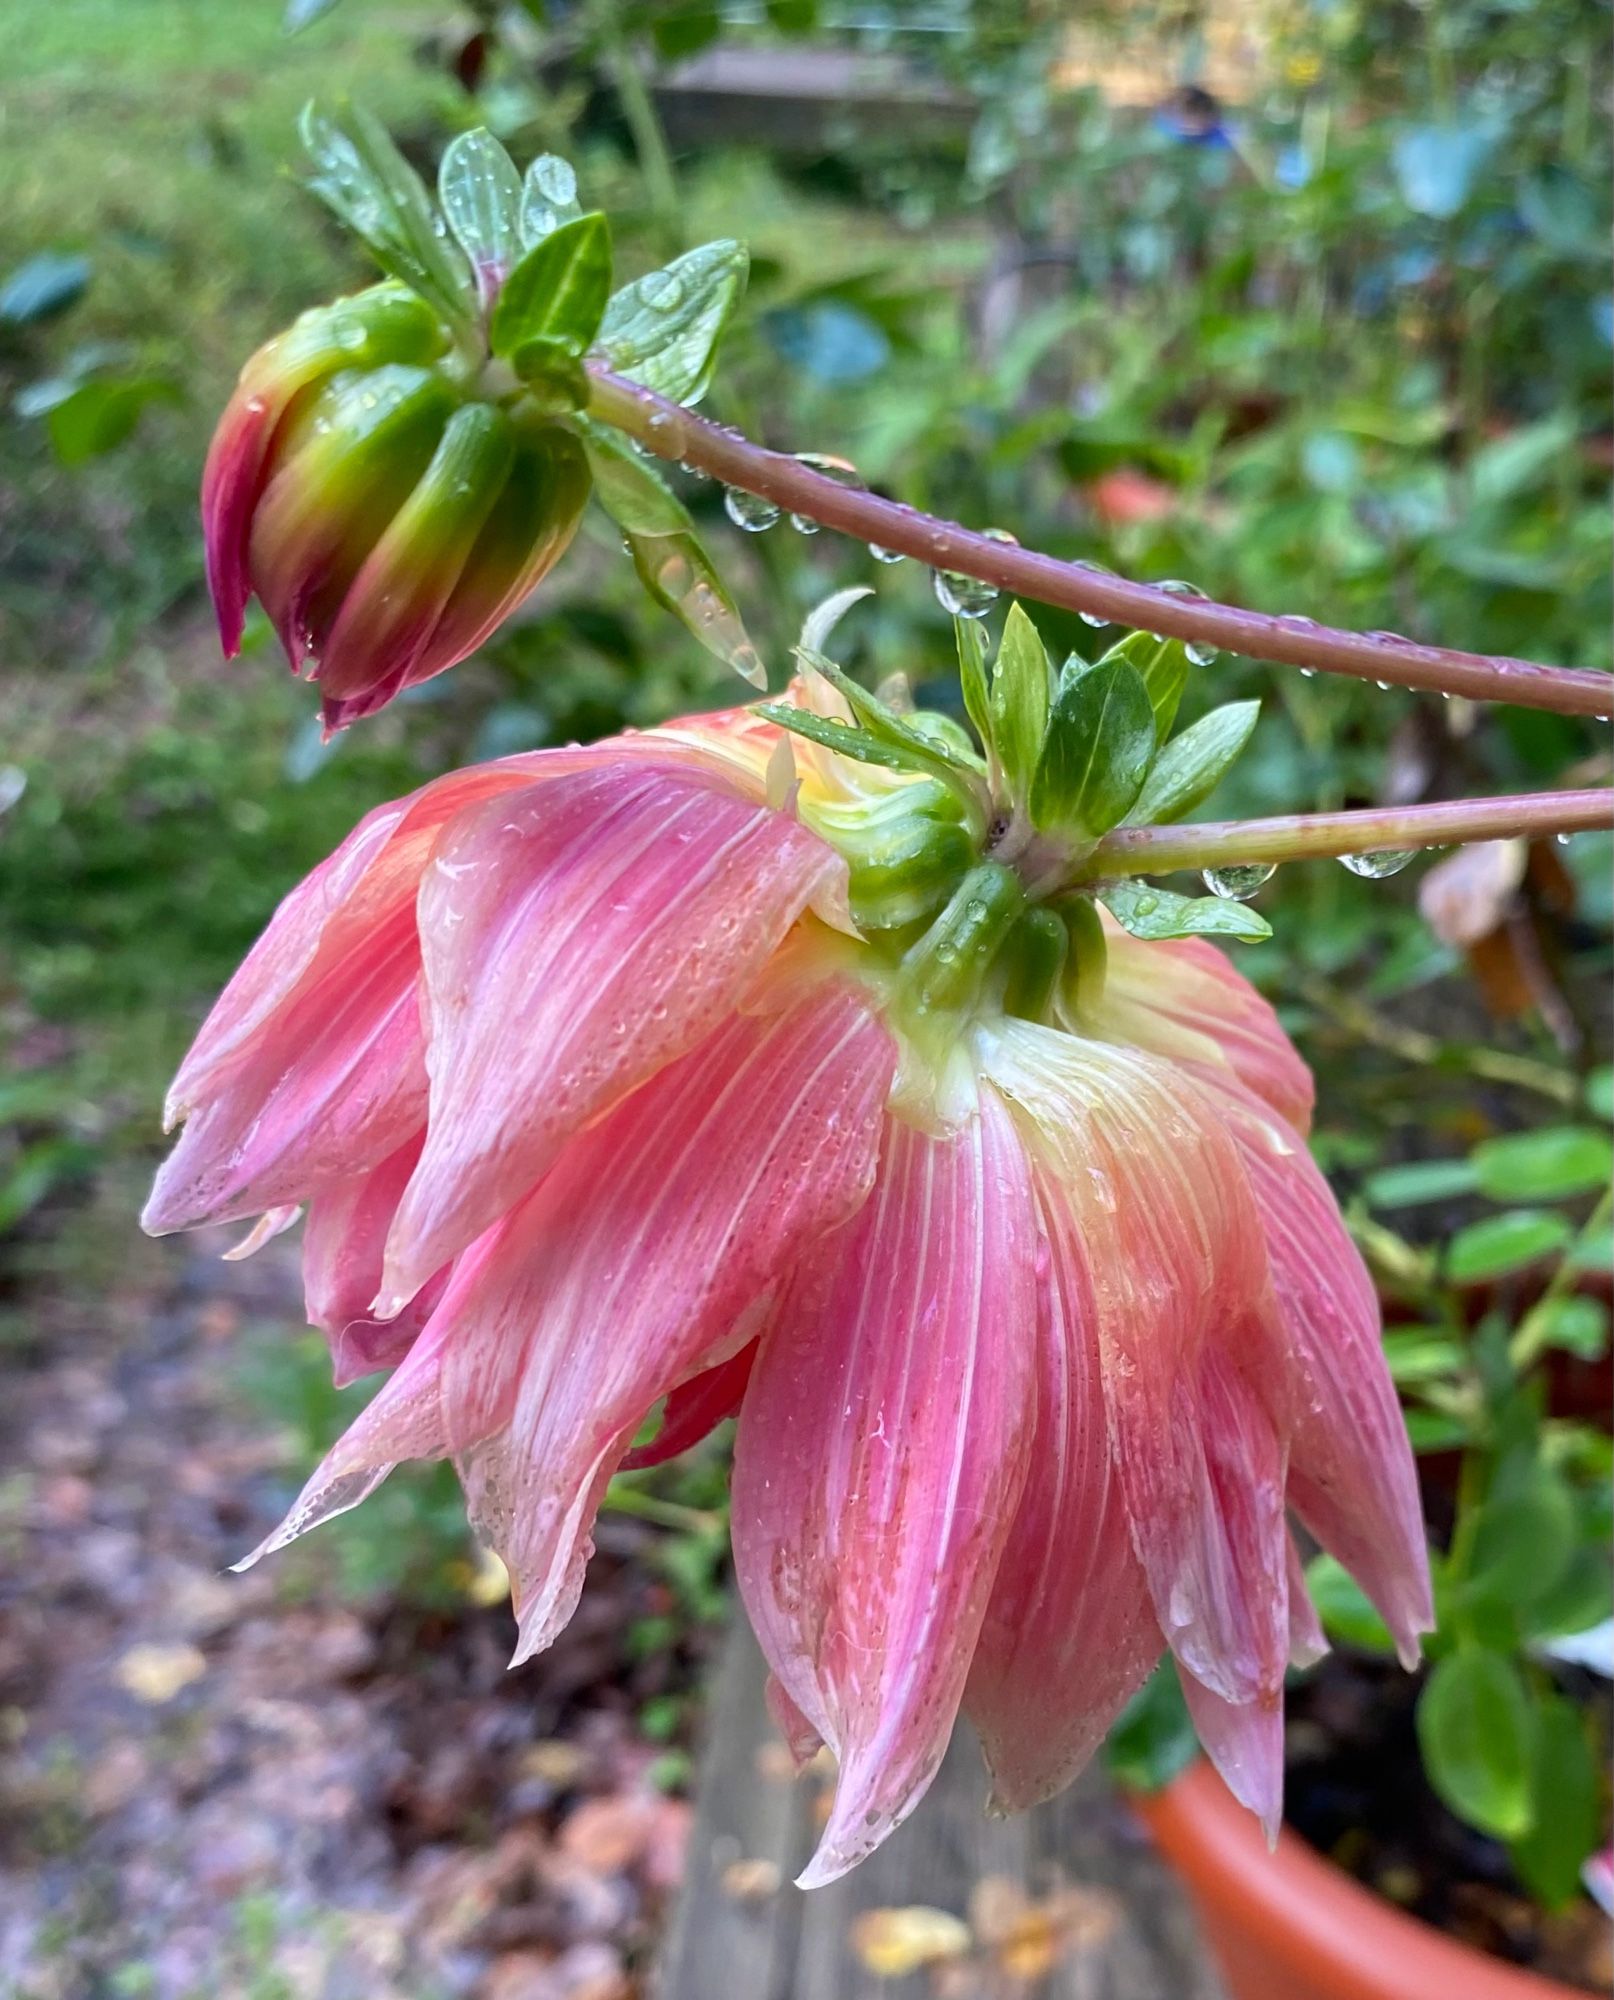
1073 789 1614 881
584 364 1614 720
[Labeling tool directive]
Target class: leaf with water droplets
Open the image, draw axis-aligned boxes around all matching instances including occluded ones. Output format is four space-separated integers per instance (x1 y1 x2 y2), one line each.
1029 657 1156 841
1100 880 1272 943
519 154 582 246
792 647 988 822
299 101 475 328
490 211 612 360
599 239 749 405
581 421 762 685
954 616 992 759
1125 700 1260 826
990 602 1051 804
438 129 524 310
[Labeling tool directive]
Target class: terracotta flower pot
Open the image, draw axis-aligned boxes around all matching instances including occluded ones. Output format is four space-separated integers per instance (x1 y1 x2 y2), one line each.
1134 1759 1584 2000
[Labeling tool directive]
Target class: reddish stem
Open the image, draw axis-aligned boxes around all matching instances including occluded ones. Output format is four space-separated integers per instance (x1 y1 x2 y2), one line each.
586 366 1614 719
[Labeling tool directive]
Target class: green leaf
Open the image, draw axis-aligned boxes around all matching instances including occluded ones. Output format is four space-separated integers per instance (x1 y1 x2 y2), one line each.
1448 1209 1574 1284
988 603 1052 801
1529 1293 1609 1361
1508 1696 1600 1910
1365 1158 1479 1209
300 102 473 327
756 704 928 778
1465 1464 1577 1609
599 239 749 405
1470 1126 1614 1203
1126 700 1260 826
490 212 612 360
1100 880 1271 943
1305 1554 1397 1655
1100 630 1191 736
437 129 523 301
581 424 760 685
1030 659 1156 839
1405 1408 1473 1453
954 616 992 754
518 155 582 247
39 375 178 464
1524 1545 1613 1641
1381 1328 1464 1384
284 0 345 31
1585 1066 1614 1121
793 650 985 805
1416 1649 1537 1840
1106 1663 1199 1792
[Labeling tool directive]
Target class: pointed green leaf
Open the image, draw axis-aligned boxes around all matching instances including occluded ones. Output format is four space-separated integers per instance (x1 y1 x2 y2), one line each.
438 129 523 302
755 704 930 777
300 102 473 327
1100 879 1272 943
1304 1553 1397 1655
1127 700 1261 826
954 616 992 753
790 649 986 823
1470 1126 1614 1202
1509 1696 1602 1910
599 240 748 404
991 603 1052 801
519 155 583 246
1417 1649 1537 1840
490 211 612 360
582 423 761 684
1101 629 1191 736
1448 1209 1573 1283
1029 658 1156 839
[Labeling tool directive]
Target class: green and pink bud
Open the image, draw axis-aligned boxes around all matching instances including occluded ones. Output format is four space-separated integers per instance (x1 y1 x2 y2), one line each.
202 284 588 731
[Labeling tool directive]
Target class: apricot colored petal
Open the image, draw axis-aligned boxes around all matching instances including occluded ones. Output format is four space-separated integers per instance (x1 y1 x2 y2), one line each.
1214 1084 1433 1665
1090 923 1314 1134
976 1020 1291 1708
247 988 894 1634
381 763 847 1306
302 1135 447 1387
733 1094 1039 1888
966 1172 1162 1814
620 1341 757 1470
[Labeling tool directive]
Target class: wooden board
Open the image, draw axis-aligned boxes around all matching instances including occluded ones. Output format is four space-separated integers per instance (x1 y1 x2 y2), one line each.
657 1620 1225 2000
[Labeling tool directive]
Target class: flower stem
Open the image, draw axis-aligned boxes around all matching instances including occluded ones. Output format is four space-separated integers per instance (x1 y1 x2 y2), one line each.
1070 788 1613 881
584 365 1614 719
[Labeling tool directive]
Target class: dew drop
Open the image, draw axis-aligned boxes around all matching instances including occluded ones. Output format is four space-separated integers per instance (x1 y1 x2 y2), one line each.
789 512 821 536
1375 679 1392 690
1203 862 1276 900
1073 560 1115 627
982 526 1020 547
639 268 686 313
1186 639 1220 667
723 486 779 533
1555 832 1572 846
532 156 578 208
1340 849 1414 878
933 569 999 618
1155 577 1209 599
1300 667 1317 679
869 543 906 565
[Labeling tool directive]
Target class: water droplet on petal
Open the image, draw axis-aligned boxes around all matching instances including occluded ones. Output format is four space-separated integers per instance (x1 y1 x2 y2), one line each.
869 543 905 564
933 569 998 618
723 486 779 533
1340 849 1415 878
1203 862 1276 901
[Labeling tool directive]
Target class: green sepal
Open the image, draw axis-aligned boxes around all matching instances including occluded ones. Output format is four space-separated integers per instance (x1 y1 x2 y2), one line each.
756 703 928 777
794 648 987 825
901 862 1027 1015
837 802 976 933
1029 657 1156 839
1057 895 1109 1018
509 336 590 410
954 615 993 755
581 421 760 684
300 101 474 330
1100 629 1192 737
990 602 1052 803
599 239 749 405
1002 908 1068 1022
1100 879 1272 942
519 155 583 246
437 129 524 301
1127 700 1261 826
491 211 613 360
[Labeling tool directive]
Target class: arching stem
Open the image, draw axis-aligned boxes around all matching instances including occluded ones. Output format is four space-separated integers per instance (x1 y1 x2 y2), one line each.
1070 789 1614 883
585 365 1614 720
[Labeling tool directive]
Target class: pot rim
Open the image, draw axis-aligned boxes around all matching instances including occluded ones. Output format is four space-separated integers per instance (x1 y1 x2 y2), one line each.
1133 1757 1589 2000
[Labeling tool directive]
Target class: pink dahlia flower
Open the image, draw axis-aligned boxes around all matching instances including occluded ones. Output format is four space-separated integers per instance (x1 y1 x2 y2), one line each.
144 679 1430 1885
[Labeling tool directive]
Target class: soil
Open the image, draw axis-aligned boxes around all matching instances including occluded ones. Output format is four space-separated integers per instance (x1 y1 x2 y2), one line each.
0 1206 718 2000
1284 1653 1612 1994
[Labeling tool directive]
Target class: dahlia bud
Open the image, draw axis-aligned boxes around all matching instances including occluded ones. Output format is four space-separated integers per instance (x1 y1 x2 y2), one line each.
203 283 588 731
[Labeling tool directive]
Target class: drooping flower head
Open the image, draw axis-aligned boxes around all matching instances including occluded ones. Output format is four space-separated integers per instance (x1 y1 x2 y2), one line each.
145 596 1431 1884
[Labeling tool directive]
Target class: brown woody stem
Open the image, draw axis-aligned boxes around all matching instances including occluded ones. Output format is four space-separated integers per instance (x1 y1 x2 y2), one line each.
586 365 1614 719
1074 789 1614 880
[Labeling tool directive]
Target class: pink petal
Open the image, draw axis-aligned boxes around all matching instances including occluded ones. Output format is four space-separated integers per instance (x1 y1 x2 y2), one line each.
966 1172 1163 1814
244 986 895 1643
1287 1535 1328 1669
142 916 427 1233
380 763 848 1308
732 1092 1040 1888
1091 924 1315 1135
1178 1669 1285 1846
766 1674 824 1768
977 1021 1292 1708
302 1135 447 1387
1213 1083 1433 1666
620 1341 757 1470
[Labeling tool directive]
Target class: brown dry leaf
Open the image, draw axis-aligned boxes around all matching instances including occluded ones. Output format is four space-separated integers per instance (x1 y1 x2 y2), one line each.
1418 838 1526 947
115 1640 207 1704
558 1793 661 1874
850 1905 972 1977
